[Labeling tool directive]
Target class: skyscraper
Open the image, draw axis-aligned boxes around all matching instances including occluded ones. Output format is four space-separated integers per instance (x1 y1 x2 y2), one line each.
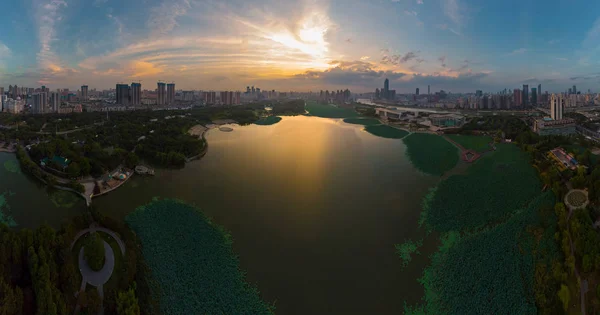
522 85 529 106
531 88 537 105
416 88 419 95
550 94 564 120
383 78 389 100
116 84 130 105
32 93 46 114
514 89 522 107
537 84 541 99
50 92 60 112
572 85 577 95
81 85 88 100
131 82 141 105
166 83 175 104
157 82 166 105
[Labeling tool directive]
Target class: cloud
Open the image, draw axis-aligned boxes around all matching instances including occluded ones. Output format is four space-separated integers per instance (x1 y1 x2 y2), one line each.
508 48 528 55
381 51 419 65
417 0 423 4
548 39 560 45
147 0 191 37
0 42 11 60
360 56 370 60
438 56 447 67
443 0 462 26
569 73 600 81
35 0 68 69
404 10 417 16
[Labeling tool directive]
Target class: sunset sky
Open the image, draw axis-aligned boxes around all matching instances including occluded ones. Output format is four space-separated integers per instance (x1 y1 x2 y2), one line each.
0 0 599 92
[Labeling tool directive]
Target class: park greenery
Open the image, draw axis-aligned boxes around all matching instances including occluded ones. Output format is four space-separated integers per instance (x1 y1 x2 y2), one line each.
125 199 273 314
3 160 19 173
395 239 422 268
343 118 381 126
84 232 106 271
365 125 409 139
305 100 359 118
254 116 282 125
402 133 459 176
0 191 17 227
445 134 492 152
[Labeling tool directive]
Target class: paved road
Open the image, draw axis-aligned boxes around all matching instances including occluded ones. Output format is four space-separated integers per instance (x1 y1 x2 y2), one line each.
78 241 115 286
70 225 126 255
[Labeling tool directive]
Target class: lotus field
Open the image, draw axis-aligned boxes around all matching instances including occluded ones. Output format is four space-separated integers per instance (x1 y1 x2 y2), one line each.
445 134 492 152
126 199 272 314
402 133 459 176
365 125 409 139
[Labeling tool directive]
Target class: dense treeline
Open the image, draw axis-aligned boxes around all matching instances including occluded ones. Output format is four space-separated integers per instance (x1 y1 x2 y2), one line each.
461 116 529 139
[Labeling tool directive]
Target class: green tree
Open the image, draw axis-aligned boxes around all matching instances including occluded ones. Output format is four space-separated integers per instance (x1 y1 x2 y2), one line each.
67 162 81 178
117 286 141 315
583 254 593 273
86 289 102 314
84 233 105 271
558 284 570 312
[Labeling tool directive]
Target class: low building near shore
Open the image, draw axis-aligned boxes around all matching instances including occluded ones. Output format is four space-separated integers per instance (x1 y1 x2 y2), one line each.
533 118 576 136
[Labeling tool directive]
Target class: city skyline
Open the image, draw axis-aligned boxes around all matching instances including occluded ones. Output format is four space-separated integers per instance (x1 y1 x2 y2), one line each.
0 0 599 92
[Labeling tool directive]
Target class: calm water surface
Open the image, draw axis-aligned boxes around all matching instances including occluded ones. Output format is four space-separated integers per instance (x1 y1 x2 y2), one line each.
7 116 441 314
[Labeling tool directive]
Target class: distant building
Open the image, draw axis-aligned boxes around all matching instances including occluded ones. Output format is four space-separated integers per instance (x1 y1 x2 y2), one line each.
116 84 130 105
522 84 529 106
534 118 576 136
430 114 465 127
50 92 60 112
416 88 419 95
157 82 166 105
166 83 175 104
130 83 141 105
81 85 88 100
32 92 47 114
513 89 522 107
203 91 216 104
550 93 564 120
531 88 537 105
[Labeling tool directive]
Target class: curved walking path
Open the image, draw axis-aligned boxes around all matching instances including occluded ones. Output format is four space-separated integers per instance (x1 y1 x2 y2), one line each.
78 242 115 286
70 225 126 255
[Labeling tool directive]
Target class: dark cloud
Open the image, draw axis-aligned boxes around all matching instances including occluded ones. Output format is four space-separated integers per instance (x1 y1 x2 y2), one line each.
438 56 447 67
569 73 600 81
381 51 419 65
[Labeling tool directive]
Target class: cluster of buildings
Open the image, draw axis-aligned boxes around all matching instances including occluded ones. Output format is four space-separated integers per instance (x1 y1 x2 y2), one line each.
374 79 396 101
318 89 352 104
0 84 85 114
533 94 577 136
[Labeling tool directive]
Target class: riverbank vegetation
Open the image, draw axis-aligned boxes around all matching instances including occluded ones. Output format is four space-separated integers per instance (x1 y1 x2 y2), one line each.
305 101 359 118
254 116 282 125
125 199 273 314
365 125 409 139
402 134 459 176
343 118 381 126
445 134 492 152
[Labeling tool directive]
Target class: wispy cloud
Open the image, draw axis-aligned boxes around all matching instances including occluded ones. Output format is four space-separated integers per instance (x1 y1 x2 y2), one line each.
508 48 528 55
147 0 191 37
0 42 10 60
404 10 417 16
35 0 68 69
417 0 423 4
381 51 420 65
548 39 560 45
360 56 370 60
443 0 462 26
438 56 447 67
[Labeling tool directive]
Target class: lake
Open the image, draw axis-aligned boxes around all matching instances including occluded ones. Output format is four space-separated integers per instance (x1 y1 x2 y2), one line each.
4 115 440 314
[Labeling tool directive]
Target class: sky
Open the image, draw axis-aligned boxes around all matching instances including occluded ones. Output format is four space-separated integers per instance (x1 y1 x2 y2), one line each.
0 0 599 93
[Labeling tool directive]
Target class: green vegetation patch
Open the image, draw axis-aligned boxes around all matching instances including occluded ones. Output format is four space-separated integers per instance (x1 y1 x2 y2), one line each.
126 199 272 314
423 144 541 232
446 134 492 152
305 101 359 118
343 118 381 126
84 232 106 271
395 239 422 268
3 160 19 173
403 134 459 176
0 191 17 227
254 116 282 125
365 125 409 139
49 190 79 208
407 192 557 315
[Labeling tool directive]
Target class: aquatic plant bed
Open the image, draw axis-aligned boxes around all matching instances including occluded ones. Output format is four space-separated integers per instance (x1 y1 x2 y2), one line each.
402 134 459 176
365 125 409 139
407 192 557 314
126 199 272 314
446 134 492 152
422 144 542 232
305 101 359 118
343 118 381 126
254 116 282 125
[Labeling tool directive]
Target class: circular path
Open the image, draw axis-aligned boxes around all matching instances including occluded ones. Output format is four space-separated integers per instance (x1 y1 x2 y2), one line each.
78 241 115 287
565 189 589 211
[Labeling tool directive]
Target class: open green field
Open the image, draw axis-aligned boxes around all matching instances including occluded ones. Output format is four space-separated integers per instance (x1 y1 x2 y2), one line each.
126 199 272 315
446 134 492 152
365 125 409 139
305 101 359 118
343 118 381 126
402 133 459 176
254 116 282 126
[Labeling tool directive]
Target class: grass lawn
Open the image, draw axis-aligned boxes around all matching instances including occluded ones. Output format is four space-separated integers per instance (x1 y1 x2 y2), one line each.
446 134 492 152
254 116 282 126
343 118 381 126
403 133 459 176
365 125 409 139
305 101 359 118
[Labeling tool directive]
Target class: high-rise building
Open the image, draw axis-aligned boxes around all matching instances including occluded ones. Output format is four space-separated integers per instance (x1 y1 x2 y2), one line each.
32 93 46 114
383 78 389 100
131 83 141 105
116 84 130 105
572 85 577 95
537 84 541 99
0 87 4 96
50 92 60 112
514 89 522 107
81 85 88 100
416 88 419 95
166 83 175 104
531 88 537 105
522 85 529 106
476 90 483 97
550 94 564 120
157 82 166 105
